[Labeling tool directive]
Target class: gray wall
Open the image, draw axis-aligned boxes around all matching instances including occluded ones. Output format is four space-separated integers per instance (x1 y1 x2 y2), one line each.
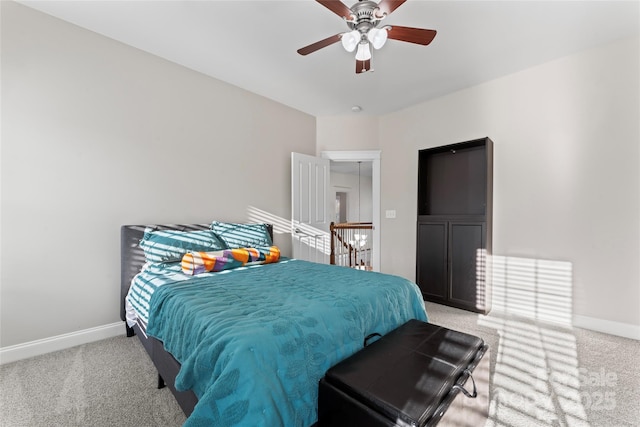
1 2 316 347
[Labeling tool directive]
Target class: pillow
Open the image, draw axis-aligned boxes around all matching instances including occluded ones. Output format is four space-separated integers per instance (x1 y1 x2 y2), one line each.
210 221 272 249
181 246 281 275
139 228 227 263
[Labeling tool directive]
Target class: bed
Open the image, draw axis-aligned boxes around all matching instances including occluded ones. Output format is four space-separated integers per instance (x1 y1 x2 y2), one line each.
120 222 428 427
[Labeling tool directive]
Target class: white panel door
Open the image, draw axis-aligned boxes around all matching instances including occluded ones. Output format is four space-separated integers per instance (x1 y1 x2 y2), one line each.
291 152 330 263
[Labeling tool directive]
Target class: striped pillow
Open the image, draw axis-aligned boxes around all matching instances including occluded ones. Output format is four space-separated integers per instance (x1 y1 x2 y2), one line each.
210 221 272 249
139 228 227 263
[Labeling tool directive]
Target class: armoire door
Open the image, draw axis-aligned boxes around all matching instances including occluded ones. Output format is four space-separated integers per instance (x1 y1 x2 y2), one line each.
416 221 448 301
448 222 486 311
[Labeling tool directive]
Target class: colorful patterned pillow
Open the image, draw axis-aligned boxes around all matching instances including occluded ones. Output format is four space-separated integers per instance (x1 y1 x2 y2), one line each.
210 221 272 249
139 228 227 263
181 246 281 275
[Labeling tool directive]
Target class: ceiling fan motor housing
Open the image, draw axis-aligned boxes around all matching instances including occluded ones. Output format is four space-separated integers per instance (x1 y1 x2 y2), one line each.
348 1 384 38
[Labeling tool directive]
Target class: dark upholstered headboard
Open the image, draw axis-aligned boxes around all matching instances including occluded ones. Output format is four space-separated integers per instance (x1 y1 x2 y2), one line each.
120 223 273 321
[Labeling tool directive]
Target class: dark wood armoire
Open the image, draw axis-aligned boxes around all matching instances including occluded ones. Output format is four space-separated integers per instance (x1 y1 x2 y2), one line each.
416 137 493 314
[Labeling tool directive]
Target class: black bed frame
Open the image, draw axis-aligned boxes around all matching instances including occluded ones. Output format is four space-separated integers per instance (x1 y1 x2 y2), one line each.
119 223 273 417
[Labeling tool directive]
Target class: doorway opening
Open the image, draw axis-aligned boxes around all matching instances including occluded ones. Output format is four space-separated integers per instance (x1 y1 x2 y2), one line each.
322 151 380 271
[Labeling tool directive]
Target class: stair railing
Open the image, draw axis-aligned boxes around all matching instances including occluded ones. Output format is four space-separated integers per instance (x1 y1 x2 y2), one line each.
329 222 373 270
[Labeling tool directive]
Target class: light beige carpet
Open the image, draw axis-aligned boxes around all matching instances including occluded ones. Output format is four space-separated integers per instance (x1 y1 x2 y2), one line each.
425 302 640 427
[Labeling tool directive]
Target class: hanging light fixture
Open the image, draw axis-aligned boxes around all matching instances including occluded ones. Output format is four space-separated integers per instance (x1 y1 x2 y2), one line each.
341 29 360 52
367 27 388 49
355 162 367 248
342 27 387 61
337 1 391 64
358 161 361 222
355 42 372 61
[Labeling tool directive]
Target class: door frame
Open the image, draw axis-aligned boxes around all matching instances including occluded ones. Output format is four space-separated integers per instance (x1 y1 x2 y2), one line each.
321 150 381 272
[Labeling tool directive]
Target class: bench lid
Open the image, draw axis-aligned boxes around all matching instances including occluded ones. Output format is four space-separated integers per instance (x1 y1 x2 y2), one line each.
324 320 485 426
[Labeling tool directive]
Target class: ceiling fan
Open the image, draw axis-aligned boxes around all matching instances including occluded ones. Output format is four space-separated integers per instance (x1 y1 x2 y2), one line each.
297 0 437 74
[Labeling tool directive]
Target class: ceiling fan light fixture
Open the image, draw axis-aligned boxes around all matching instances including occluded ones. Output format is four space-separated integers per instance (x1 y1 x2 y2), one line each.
341 30 360 53
355 42 372 61
367 27 388 49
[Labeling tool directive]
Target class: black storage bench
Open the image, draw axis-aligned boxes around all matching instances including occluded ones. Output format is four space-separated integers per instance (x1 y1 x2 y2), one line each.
318 319 489 427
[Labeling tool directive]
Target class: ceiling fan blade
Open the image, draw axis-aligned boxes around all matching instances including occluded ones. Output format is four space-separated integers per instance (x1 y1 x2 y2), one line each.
387 26 437 46
297 34 342 56
356 59 371 74
376 0 406 16
316 0 355 20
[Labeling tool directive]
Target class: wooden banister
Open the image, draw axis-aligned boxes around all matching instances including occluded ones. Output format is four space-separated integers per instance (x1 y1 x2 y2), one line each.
330 222 373 270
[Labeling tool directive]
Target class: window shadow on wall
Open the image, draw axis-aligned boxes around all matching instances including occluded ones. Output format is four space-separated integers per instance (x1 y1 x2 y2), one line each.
478 256 622 426
247 205 331 257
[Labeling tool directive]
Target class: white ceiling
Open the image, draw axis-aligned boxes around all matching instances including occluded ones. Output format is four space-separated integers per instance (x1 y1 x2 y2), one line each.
20 0 640 117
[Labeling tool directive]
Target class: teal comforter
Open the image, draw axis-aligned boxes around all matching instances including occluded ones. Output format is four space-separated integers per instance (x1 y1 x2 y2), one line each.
145 258 428 427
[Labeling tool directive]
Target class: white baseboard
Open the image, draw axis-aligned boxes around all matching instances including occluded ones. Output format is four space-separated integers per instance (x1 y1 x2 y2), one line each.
0 322 123 365
483 307 640 341
572 315 640 341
